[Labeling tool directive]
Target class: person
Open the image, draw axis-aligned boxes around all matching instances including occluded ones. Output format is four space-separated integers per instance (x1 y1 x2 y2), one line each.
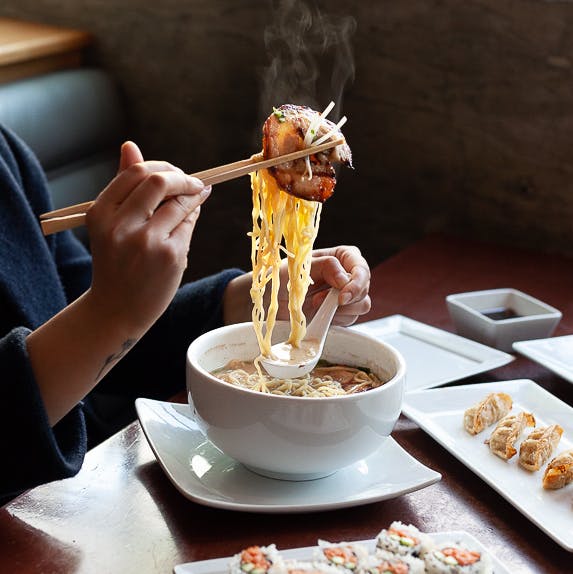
0 124 371 502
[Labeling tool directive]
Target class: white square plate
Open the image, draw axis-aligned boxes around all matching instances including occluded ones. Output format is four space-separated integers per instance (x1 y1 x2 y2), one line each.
513 334 573 383
174 532 510 574
351 315 514 391
136 398 441 514
402 379 573 551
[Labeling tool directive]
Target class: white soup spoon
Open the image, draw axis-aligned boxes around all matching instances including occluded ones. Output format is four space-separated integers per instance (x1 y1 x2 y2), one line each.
259 288 340 379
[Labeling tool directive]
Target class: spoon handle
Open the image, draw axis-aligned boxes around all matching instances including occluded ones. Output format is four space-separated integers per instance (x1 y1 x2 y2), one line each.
305 288 340 341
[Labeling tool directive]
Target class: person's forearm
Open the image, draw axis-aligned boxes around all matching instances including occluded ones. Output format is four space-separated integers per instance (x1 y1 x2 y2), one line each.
26 290 144 426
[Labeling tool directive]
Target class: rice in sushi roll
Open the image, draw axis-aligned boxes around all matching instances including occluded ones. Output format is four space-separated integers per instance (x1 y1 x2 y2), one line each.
315 540 369 573
423 542 492 574
363 550 425 574
277 560 343 574
375 522 433 557
229 544 284 574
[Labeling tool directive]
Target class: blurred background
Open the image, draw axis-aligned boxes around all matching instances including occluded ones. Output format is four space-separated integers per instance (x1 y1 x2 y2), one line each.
1 0 572 280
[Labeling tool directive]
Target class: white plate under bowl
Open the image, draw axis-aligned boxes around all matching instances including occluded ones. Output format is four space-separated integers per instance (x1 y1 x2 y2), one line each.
174 531 510 574
513 334 573 383
351 315 514 391
403 379 573 551
135 398 441 514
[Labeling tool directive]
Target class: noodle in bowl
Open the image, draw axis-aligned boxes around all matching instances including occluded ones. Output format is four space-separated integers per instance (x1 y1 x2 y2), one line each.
186 321 406 480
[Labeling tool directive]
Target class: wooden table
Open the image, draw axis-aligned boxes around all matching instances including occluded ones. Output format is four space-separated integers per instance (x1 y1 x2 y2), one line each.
1 234 572 573
0 18 92 84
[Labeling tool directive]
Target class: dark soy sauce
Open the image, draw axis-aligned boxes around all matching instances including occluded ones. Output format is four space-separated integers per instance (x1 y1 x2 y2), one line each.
480 307 522 321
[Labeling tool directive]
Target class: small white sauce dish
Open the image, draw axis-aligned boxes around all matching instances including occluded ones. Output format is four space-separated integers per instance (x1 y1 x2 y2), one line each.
446 288 562 352
186 321 405 481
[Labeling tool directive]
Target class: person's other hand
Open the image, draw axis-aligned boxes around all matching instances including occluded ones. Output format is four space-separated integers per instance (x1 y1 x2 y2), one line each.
86 141 211 335
276 245 371 326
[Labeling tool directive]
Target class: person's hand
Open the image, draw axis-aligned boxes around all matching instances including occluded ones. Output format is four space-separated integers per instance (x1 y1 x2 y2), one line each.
276 245 371 326
85 141 212 335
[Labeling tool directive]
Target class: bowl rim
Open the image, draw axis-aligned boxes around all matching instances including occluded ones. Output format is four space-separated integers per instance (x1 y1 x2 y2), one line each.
187 321 406 402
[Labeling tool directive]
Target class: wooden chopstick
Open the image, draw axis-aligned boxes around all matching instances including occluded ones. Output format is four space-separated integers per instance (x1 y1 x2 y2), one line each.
39 137 344 236
40 212 90 235
40 200 95 220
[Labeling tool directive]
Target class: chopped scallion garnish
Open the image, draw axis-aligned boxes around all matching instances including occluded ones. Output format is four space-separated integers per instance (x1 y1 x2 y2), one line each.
272 107 286 122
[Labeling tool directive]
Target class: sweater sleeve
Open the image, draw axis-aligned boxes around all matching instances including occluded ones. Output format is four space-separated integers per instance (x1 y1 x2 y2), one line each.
0 127 90 501
95 268 245 399
0 327 87 501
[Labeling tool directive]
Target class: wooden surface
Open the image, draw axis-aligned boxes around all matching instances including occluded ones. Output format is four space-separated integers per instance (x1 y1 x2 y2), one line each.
1 233 573 573
0 18 92 83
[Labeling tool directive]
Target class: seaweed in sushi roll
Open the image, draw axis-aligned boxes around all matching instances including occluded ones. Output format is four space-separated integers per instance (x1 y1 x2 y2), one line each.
375 522 432 557
423 542 492 574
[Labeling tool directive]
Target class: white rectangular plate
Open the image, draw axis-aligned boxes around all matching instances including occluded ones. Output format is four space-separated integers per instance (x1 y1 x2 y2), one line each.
174 532 510 574
403 379 573 550
514 334 573 383
351 315 514 391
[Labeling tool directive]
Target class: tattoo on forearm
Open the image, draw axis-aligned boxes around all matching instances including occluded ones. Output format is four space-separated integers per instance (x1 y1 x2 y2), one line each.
96 339 137 381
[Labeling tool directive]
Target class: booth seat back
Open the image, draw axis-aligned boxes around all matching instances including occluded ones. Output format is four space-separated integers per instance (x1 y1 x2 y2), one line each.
0 68 126 244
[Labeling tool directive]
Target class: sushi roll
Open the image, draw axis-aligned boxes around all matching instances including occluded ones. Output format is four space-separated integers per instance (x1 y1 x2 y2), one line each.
423 542 492 574
375 522 433 557
315 540 369 573
363 550 425 574
229 544 284 574
278 561 343 574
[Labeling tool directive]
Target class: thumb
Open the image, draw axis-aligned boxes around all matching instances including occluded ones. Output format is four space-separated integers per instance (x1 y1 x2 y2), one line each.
118 141 144 173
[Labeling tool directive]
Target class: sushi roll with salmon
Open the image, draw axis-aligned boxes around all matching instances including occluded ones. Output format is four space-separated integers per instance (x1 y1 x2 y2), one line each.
423 541 492 574
363 550 425 574
229 544 284 574
315 540 369 573
375 522 433 557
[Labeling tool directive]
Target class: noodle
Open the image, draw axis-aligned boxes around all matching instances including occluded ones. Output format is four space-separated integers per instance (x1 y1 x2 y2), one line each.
214 360 384 398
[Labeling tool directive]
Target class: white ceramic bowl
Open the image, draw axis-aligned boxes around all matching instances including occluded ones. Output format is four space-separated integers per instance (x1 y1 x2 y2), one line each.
186 321 405 481
446 288 562 352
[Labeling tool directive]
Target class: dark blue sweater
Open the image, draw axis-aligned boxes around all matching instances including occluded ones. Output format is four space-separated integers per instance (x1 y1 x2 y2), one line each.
0 125 242 500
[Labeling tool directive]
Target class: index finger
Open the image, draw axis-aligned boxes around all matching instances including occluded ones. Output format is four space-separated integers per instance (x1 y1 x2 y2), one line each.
93 161 185 216
118 170 207 224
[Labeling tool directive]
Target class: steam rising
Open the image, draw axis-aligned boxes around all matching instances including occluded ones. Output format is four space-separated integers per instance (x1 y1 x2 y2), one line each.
260 0 356 123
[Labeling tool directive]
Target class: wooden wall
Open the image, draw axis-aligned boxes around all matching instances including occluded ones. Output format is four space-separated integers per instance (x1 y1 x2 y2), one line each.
2 0 573 279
